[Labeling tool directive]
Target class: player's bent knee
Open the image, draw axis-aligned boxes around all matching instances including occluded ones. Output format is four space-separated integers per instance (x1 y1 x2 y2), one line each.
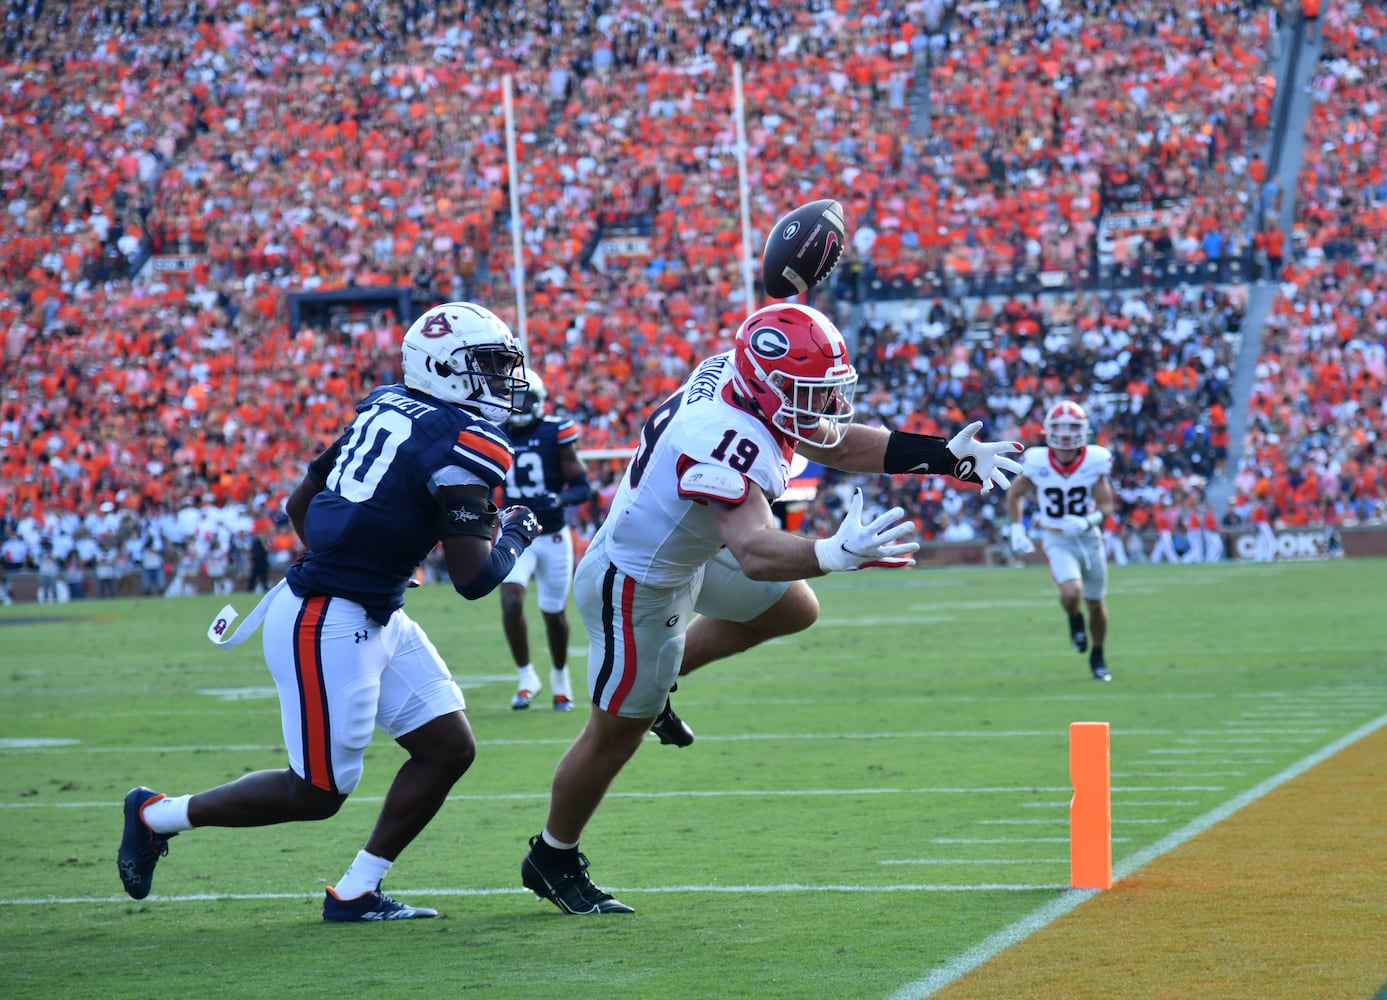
291 775 349 819
756 582 819 637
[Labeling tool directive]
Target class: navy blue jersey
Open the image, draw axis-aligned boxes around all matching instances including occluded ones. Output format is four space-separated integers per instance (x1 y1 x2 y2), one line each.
287 384 513 624
503 415 579 536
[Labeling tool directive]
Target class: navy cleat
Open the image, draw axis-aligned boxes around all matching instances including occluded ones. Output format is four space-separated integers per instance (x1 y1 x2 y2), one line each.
650 697 694 747
1068 613 1088 654
118 786 176 900
521 836 633 915
322 886 438 922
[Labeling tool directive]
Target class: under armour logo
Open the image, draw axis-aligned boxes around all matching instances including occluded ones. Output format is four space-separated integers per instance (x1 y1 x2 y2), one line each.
212 618 228 636
354 630 369 644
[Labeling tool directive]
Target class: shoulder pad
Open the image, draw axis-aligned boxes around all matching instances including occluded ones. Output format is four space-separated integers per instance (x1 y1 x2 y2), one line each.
678 462 750 504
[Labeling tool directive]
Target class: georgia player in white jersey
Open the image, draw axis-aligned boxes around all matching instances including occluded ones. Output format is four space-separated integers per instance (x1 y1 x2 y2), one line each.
1005 399 1116 681
519 302 1024 915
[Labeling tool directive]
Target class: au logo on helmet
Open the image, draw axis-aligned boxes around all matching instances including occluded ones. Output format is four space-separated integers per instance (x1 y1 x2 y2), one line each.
420 313 454 337
749 326 790 359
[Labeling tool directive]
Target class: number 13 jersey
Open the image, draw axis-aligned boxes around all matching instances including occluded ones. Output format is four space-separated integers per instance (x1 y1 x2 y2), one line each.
603 351 795 587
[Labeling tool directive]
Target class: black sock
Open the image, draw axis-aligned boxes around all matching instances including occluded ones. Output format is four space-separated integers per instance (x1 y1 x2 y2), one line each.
1090 646 1104 663
1069 613 1085 632
532 835 577 862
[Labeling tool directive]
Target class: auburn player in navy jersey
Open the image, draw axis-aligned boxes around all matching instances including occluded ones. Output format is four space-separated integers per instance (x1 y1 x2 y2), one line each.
117 303 542 922
500 371 592 711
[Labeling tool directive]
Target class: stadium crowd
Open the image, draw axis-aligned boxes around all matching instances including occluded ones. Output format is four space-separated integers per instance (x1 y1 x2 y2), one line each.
0 0 1378 599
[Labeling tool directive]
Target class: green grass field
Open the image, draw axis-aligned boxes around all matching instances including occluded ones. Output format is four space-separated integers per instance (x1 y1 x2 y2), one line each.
2 558 1384 999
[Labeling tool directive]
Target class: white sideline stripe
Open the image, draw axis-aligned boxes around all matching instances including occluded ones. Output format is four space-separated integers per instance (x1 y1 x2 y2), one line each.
931 838 1132 845
0 785 1228 811
979 818 1171 826
0 883 1073 907
1112 772 1248 778
0 730 1186 754
1146 749 1278 755
1175 737 1317 745
880 860 1065 866
887 709 1387 1000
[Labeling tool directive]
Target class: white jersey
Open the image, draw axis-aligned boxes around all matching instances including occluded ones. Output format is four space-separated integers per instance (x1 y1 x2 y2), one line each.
1020 444 1113 530
602 351 793 587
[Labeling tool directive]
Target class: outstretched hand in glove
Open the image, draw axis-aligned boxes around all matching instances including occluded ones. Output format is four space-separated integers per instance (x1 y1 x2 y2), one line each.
945 422 1024 494
814 489 920 572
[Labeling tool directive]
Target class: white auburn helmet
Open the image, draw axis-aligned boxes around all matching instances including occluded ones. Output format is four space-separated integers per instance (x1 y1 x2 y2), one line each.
507 369 547 430
401 302 527 423
1044 399 1089 450
731 302 857 446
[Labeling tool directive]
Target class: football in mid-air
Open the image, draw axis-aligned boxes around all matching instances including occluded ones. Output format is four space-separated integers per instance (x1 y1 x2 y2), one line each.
761 198 847 299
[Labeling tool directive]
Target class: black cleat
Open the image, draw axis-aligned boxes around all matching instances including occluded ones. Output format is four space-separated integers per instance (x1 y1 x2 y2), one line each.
118 787 176 900
650 697 694 747
1068 613 1088 654
522 836 633 914
1090 649 1111 682
322 886 438 921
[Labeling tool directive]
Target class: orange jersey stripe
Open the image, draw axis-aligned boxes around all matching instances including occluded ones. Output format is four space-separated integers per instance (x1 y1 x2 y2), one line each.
456 429 513 473
556 425 580 445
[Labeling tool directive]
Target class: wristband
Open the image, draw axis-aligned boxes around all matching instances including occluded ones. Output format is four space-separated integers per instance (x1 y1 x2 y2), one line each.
1085 511 1104 528
883 430 953 475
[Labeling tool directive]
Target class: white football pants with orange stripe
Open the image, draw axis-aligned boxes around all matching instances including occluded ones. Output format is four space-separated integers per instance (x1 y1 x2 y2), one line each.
260 585 466 795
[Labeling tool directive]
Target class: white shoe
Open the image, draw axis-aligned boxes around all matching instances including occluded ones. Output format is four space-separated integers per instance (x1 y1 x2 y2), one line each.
551 668 574 712
512 667 541 710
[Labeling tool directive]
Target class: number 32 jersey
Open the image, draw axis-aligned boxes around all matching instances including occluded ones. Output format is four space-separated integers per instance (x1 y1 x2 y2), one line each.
603 351 794 587
1020 444 1113 530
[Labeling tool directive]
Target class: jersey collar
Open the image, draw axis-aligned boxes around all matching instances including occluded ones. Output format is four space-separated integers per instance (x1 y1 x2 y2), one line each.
1049 446 1087 475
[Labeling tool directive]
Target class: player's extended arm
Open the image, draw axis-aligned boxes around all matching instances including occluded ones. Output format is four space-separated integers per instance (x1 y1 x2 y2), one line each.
438 484 540 599
799 422 1023 493
710 483 917 580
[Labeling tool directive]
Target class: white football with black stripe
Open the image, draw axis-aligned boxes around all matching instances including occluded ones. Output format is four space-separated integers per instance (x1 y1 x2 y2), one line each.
761 198 847 299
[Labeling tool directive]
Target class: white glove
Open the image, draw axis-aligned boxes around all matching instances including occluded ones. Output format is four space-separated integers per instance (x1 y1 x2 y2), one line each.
814 489 919 572
1058 512 1103 535
1057 514 1090 536
945 421 1024 494
1008 521 1036 554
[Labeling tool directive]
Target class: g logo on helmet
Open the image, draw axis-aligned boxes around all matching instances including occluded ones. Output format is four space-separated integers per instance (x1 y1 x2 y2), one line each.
781 220 800 241
749 326 790 360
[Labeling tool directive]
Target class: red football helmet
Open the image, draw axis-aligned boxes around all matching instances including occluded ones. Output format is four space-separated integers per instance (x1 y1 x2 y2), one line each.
732 303 857 446
1044 399 1089 450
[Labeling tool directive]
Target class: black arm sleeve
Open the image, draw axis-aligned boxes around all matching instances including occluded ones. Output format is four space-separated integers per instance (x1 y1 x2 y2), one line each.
436 495 501 539
883 430 956 476
453 526 526 600
557 471 593 507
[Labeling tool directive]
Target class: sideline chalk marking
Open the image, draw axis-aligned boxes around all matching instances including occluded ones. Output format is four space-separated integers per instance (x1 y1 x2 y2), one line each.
1070 721 1112 889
